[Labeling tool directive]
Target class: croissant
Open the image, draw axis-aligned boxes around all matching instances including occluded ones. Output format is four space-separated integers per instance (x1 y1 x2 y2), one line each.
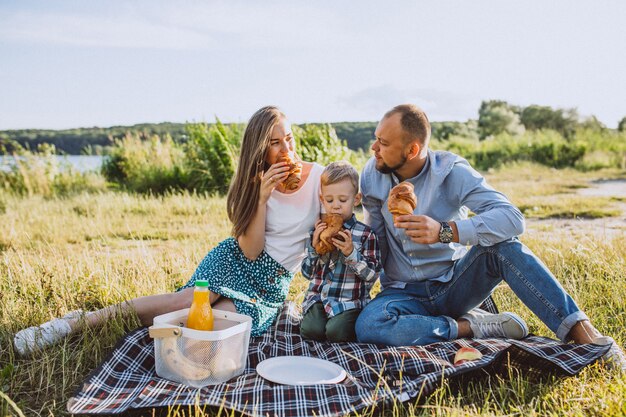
277 154 302 190
388 181 417 222
314 213 344 255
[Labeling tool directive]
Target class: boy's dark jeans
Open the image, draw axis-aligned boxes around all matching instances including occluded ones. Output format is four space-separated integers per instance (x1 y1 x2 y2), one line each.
300 302 360 342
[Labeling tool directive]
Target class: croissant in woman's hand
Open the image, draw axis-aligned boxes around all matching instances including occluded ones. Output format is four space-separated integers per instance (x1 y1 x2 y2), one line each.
314 213 344 255
388 181 417 222
277 154 302 190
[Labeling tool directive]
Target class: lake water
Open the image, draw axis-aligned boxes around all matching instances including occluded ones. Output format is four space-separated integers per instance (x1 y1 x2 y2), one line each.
0 155 104 173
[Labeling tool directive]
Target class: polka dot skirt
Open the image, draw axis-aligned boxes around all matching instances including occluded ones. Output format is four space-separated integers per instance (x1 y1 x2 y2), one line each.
178 237 294 336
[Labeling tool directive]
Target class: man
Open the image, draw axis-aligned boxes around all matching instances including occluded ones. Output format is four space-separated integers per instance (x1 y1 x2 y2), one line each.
355 104 625 371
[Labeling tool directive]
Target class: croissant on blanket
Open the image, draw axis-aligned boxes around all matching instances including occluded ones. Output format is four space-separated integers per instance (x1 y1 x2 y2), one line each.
314 213 344 255
277 154 302 190
388 181 417 222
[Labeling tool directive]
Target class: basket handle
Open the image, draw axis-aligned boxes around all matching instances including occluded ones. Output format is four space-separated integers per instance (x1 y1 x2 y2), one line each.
148 324 183 339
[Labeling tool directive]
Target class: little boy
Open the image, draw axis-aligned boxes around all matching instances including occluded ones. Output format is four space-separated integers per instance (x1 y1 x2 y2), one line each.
300 161 382 342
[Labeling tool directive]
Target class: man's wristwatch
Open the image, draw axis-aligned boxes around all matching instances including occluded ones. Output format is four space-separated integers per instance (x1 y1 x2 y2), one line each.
439 222 454 243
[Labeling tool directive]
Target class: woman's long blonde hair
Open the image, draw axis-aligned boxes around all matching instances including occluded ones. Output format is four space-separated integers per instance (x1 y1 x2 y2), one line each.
227 106 286 238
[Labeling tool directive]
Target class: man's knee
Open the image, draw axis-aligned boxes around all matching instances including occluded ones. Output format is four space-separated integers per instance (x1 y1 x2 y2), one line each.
355 305 387 344
490 237 524 254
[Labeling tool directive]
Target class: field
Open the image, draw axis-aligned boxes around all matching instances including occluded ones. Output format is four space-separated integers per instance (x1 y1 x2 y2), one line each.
1 163 625 416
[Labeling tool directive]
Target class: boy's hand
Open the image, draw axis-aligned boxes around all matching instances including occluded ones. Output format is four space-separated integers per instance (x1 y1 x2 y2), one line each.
311 219 327 252
332 230 353 257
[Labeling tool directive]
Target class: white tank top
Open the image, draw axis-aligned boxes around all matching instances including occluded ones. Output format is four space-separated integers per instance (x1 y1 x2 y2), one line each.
264 163 323 273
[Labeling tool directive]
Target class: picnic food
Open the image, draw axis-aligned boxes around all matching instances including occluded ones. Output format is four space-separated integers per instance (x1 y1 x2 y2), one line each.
160 337 214 380
314 213 344 255
453 346 483 365
388 181 417 221
278 153 302 190
187 280 214 331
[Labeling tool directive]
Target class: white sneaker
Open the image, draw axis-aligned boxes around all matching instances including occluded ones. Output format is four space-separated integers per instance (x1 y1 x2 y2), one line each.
593 336 626 373
13 310 83 357
461 308 529 340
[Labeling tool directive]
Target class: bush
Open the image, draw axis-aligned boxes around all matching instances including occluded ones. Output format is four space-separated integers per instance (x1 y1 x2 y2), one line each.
433 129 608 170
0 144 107 197
101 133 189 194
184 120 241 195
294 123 367 169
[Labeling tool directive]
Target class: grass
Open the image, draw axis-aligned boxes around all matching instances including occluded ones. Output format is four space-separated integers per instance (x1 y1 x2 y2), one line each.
485 162 626 219
1 165 625 416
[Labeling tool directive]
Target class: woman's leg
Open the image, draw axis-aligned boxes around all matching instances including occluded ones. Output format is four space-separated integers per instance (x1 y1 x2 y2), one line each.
212 297 236 313
69 287 198 330
14 288 223 356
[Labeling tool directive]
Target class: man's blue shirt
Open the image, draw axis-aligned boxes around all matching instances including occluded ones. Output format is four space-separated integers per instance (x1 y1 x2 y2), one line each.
360 150 525 289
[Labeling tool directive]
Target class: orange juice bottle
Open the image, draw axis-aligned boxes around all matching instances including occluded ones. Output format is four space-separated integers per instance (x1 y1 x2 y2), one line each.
186 280 214 330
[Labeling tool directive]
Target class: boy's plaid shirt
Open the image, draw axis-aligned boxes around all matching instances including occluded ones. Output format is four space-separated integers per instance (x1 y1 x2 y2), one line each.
301 214 382 317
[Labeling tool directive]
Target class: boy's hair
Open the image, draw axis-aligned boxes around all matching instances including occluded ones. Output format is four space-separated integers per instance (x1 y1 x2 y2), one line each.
320 161 359 194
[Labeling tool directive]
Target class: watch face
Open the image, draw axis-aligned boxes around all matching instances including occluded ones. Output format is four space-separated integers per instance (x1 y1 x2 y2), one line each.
439 223 453 243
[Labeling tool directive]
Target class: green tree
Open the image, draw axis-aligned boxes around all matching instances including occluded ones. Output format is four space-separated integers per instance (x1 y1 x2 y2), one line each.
520 105 579 138
579 115 606 132
432 120 479 140
618 116 626 132
478 100 525 140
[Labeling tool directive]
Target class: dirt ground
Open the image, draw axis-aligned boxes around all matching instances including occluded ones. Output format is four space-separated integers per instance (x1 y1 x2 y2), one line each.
526 179 626 240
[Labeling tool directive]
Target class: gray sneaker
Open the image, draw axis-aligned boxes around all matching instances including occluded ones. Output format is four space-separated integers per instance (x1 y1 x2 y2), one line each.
13 310 83 357
593 336 626 373
461 308 529 340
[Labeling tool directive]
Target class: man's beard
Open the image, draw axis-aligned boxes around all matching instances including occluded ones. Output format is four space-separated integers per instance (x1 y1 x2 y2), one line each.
376 154 408 174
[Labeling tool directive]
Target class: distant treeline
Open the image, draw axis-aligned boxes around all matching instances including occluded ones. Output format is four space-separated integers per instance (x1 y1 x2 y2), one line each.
0 121 377 155
2 100 626 156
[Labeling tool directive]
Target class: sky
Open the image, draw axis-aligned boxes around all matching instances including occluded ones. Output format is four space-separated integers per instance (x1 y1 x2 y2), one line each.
0 0 625 130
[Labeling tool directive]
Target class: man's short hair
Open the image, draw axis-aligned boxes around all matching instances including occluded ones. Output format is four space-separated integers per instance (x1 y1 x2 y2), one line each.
384 104 431 145
320 161 359 194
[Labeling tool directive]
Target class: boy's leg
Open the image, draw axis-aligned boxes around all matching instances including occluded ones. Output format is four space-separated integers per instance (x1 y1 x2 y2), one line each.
325 309 361 342
300 303 328 341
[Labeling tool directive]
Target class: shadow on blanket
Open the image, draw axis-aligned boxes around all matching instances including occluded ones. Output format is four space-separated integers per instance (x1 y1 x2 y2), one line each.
67 301 609 417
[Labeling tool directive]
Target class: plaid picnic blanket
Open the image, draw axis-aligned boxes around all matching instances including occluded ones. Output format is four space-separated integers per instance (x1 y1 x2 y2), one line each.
67 301 609 417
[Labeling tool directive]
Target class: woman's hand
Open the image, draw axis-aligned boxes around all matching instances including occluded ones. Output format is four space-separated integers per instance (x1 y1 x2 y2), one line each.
259 162 290 204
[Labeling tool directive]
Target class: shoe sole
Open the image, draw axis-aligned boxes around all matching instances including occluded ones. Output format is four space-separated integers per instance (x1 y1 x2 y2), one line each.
503 312 529 339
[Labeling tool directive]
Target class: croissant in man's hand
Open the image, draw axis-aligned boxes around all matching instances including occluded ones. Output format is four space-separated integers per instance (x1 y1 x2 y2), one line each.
388 181 417 222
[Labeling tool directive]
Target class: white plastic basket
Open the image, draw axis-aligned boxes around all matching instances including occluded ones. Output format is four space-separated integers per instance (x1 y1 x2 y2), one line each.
149 308 252 388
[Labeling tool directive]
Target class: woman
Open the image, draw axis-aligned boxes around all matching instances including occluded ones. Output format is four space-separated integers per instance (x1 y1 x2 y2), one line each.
14 106 324 355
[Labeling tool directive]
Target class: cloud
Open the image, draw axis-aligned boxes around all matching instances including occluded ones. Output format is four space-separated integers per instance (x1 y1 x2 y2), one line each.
0 9 220 50
337 85 481 122
0 2 351 50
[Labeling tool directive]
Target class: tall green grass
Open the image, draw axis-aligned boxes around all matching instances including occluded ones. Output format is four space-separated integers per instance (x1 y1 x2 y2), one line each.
0 144 107 197
1 165 625 416
433 128 626 171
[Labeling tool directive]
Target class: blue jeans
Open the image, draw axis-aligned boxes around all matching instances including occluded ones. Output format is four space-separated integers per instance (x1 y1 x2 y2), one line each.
355 238 587 346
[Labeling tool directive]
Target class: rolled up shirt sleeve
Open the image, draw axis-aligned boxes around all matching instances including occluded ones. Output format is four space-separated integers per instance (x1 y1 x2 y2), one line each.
448 162 525 247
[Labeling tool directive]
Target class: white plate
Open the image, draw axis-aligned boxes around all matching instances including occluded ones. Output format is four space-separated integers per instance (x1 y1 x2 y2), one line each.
256 356 347 385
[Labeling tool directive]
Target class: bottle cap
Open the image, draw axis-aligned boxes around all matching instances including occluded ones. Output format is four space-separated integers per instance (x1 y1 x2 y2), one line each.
194 280 209 288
